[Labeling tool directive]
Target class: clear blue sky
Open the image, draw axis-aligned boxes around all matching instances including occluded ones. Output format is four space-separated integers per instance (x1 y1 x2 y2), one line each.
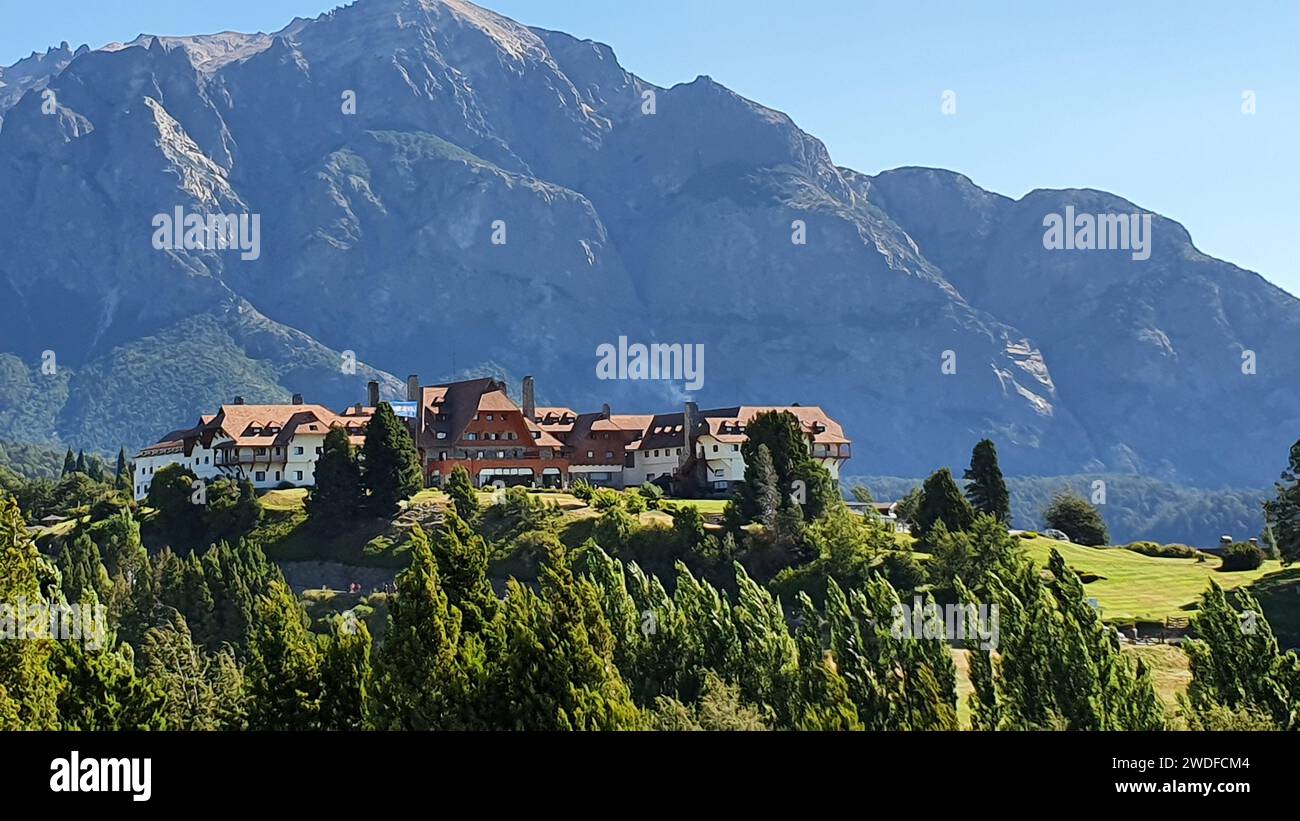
4 0 1298 295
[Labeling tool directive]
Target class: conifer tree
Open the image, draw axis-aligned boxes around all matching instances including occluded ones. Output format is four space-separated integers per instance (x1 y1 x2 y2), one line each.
751 444 782 527
307 426 364 528
1182 582 1298 728
1264 437 1300 564
115 447 130 493
57 532 111 605
244 580 321 730
74 449 87 474
53 629 167 730
446 465 480 522
62 447 76 476
430 511 498 635
320 616 373 731
361 403 423 517
492 541 642 730
139 610 243 730
0 498 61 730
370 524 478 729
963 439 1011 522
913 468 975 543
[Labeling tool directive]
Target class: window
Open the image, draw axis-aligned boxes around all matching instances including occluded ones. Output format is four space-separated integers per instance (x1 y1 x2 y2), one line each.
467 433 478 441
733 445 740 452
605 452 614 460
255 471 266 482
587 451 594 459
294 446 304 455
487 414 494 421
676 448 682 456
295 471 303 481
316 447 323 454
204 456 210 464
256 448 266 456
274 447 282 456
275 471 281 481
653 450 660 457
712 445 719 453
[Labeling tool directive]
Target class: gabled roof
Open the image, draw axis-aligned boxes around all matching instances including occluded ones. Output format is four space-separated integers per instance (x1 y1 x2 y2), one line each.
418 378 548 449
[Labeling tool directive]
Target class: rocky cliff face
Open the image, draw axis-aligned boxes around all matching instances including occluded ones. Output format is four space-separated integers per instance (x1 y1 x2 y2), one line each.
1 0 1295 485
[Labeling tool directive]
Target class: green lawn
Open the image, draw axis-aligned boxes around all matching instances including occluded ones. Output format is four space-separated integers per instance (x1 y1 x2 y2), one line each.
1018 537 1284 626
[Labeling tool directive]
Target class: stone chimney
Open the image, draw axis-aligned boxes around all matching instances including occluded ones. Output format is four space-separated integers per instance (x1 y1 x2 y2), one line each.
681 401 699 467
601 403 611 419
522 376 536 421
291 393 304 405
407 374 424 437
367 380 380 408
233 396 245 405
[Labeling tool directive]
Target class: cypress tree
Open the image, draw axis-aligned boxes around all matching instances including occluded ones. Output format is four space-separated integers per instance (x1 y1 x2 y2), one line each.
964 439 1011 522
370 524 477 729
244 580 321 730
74 449 87 474
751 444 782 527
319 616 373 731
445 464 480 521
361 403 423 517
913 468 975 543
307 426 364 528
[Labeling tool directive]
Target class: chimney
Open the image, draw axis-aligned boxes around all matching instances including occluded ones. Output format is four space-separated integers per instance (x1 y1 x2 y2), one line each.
234 396 245 405
353 403 363 414
522 376 536 421
601 403 611 419
407 375 424 438
292 393 304 405
681 401 699 467
367 380 380 408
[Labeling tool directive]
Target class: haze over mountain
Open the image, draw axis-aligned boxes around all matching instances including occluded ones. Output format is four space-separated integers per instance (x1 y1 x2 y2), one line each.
1 0 1296 488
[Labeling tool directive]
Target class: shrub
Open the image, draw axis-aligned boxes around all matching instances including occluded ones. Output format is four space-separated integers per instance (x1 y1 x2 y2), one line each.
1220 541 1265 572
637 481 665 509
591 488 623 511
571 480 595 502
1017 531 1039 540
1124 541 1200 559
624 492 647 514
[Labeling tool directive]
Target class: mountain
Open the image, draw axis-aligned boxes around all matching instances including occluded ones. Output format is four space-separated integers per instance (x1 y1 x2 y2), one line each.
0 0 1296 488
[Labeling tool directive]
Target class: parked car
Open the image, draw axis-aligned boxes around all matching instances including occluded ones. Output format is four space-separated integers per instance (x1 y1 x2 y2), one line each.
1043 528 1072 543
